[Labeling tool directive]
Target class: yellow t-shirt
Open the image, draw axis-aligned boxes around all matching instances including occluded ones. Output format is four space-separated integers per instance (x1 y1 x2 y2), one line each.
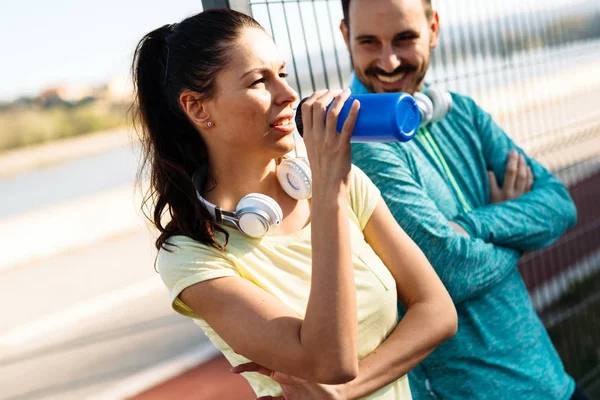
157 165 411 399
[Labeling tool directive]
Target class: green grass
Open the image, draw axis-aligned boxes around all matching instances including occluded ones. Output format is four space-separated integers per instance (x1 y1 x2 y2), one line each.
0 102 129 152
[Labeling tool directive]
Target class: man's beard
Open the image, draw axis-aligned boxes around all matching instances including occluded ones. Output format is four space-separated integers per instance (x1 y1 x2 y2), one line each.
355 62 428 94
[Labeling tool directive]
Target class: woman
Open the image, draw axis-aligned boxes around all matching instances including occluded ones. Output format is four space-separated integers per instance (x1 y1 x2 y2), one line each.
132 8 456 399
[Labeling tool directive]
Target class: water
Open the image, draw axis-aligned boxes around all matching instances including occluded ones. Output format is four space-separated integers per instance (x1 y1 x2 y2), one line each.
0 145 139 219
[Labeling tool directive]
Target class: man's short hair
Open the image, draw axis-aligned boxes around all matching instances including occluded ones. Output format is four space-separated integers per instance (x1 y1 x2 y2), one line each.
341 0 433 25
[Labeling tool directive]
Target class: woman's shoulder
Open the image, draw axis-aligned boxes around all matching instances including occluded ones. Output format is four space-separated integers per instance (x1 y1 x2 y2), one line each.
158 234 233 265
349 163 379 193
348 164 381 230
161 234 214 250
156 234 238 292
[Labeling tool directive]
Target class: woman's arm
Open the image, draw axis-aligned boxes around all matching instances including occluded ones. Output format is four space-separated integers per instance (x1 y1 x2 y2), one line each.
180 90 361 385
342 197 457 399
232 197 457 399
179 270 354 385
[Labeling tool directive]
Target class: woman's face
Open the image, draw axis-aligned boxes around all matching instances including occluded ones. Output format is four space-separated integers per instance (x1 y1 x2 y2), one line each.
204 27 299 159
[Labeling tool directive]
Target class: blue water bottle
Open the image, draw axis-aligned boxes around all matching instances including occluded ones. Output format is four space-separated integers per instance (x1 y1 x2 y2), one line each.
295 92 421 142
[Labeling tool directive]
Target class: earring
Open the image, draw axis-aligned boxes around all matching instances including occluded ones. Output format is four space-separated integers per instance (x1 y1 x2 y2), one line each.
207 121 213 127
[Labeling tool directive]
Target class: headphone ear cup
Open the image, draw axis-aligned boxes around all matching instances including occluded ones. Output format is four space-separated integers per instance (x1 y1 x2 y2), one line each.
425 87 453 123
277 158 312 200
236 193 283 237
413 91 434 126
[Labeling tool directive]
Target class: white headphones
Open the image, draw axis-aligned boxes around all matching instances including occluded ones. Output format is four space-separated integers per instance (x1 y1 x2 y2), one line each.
413 86 453 126
194 136 312 238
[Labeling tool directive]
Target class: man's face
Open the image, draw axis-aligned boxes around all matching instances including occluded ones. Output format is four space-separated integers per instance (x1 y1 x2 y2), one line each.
341 0 439 94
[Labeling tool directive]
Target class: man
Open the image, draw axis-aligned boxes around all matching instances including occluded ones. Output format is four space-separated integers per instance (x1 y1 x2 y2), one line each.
341 0 585 399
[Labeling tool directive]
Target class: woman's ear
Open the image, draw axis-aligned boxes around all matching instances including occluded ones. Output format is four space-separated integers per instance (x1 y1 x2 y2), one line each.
180 91 212 127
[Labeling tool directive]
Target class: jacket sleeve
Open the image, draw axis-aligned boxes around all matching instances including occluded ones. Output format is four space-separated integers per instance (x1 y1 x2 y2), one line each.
352 143 521 305
452 100 577 252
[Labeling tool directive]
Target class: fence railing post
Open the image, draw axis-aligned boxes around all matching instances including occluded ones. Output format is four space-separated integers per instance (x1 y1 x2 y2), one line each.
201 0 251 15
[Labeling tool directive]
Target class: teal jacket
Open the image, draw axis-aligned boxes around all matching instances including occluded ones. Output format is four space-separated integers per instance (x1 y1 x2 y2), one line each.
350 76 577 399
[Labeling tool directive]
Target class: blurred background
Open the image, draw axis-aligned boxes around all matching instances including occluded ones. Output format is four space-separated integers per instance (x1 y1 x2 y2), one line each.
0 0 598 399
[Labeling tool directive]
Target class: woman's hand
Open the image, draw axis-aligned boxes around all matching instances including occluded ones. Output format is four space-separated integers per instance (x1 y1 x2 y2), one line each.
300 88 360 190
232 362 347 400
296 89 360 383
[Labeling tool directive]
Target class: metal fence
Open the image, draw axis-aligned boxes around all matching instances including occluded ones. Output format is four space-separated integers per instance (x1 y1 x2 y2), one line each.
205 0 600 395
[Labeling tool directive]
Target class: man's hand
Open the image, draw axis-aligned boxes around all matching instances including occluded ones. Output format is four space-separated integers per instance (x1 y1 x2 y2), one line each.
488 150 533 204
232 362 346 400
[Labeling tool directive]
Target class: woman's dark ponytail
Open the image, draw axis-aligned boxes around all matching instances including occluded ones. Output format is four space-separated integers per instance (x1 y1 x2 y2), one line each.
131 10 262 251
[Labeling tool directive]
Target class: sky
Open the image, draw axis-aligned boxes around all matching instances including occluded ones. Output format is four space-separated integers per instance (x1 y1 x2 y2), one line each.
0 0 592 102
0 0 203 101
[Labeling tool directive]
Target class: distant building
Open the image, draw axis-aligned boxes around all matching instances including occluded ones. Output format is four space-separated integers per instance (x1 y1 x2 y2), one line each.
6 78 133 110
40 83 95 104
106 76 133 102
